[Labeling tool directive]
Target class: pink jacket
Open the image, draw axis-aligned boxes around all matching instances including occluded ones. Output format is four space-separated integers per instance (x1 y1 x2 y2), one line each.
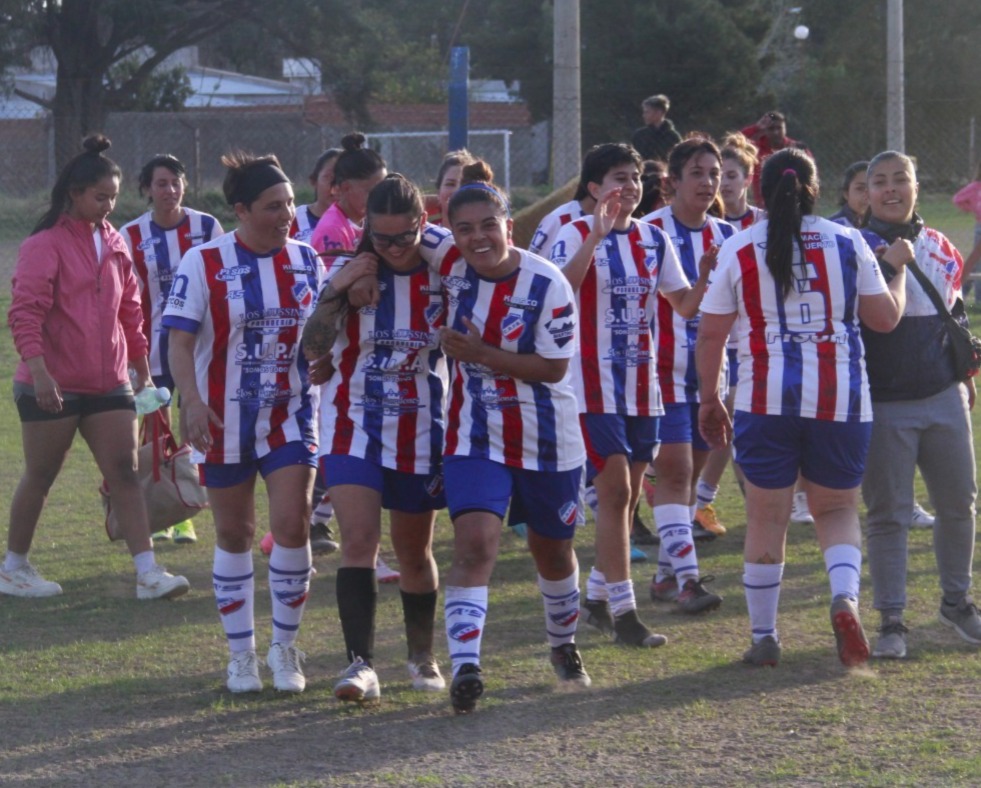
8 214 149 394
952 181 981 222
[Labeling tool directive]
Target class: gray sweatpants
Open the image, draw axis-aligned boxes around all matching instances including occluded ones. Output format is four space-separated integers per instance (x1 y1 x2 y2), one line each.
862 382 977 616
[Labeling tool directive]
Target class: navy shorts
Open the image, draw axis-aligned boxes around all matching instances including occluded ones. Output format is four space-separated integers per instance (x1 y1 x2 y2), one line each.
733 412 871 490
443 456 582 540
13 381 134 422
660 402 710 452
200 440 318 488
580 413 660 481
320 454 445 513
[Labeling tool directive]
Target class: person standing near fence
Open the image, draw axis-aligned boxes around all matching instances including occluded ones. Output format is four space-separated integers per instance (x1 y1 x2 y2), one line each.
860 151 981 659
121 154 224 545
697 148 908 668
165 152 320 693
1 135 190 601
433 149 476 226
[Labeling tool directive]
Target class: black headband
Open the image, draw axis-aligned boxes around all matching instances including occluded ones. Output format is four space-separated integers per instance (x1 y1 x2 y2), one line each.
228 162 290 206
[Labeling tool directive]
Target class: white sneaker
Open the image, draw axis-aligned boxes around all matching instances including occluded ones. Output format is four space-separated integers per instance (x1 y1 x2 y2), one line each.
407 655 446 692
0 563 63 597
227 650 262 693
376 557 400 584
334 657 381 702
267 643 306 693
136 564 190 600
790 492 814 524
911 502 935 528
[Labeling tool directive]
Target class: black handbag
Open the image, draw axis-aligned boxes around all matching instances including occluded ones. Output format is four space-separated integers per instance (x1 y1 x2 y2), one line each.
906 261 981 381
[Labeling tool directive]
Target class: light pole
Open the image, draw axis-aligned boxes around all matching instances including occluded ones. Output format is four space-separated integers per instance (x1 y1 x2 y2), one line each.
552 0 581 188
886 0 905 151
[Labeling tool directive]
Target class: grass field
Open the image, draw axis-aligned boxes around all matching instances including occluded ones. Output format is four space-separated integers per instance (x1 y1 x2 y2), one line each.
1 228 980 785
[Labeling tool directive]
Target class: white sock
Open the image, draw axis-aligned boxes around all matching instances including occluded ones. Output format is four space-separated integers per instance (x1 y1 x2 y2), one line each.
696 479 718 509
133 550 156 575
213 547 255 653
539 569 580 648
586 566 608 602
744 562 784 643
653 504 699 585
3 551 28 572
445 585 488 677
606 578 637 618
269 542 312 645
824 544 862 602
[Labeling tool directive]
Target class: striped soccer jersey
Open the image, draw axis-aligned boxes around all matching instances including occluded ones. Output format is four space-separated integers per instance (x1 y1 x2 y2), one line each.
726 206 765 230
530 199 587 256
122 208 223 377
424 237 585 472
642 207 736 403
320 225 450 475
701 216 888 421
162 232 322 464
290 204 322 244
550 217 688 416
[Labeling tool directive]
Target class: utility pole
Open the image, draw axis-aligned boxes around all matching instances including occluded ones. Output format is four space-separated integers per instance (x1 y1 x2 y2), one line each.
886 0 905 151
448 46 470 151
552 0 581 187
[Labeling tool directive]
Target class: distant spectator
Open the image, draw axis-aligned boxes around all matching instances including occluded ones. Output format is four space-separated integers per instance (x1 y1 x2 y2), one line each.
631 95 682 163
828 160 870 230
952 161 981 300
741 111 812 207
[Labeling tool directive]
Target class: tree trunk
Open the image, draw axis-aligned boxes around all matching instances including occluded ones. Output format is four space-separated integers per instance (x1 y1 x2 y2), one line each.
52 68 109 169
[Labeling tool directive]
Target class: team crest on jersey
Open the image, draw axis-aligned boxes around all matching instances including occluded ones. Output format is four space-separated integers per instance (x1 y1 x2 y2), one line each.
425 473 444 498
425 301 445 327
558 500 578 526
545 303 575 348
137 237 160 251
501 314 525 342
216 265 251 282
292 282 313 308
449 622 480 643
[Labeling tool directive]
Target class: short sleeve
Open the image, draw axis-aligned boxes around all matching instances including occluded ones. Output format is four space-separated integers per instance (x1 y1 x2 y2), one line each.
699 241 739 315
162 247 208 333
549 221 587 269
533 269 578 359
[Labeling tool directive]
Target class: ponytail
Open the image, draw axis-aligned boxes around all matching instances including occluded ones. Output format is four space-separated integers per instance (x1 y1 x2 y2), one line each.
760 149 818 298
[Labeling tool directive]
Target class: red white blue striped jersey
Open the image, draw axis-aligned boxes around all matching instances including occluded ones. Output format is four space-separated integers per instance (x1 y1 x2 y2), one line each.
726 206 765 230
701 216 888 421
530 199 587 256
424 237 585 472
161 232 322 463
122 208 223 377
550 217 688 416
320 227 450 474
642 207 736 403
289 204 322 244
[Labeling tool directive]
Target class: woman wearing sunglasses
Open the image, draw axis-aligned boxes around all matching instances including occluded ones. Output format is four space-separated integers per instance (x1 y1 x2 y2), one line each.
303 174 450 703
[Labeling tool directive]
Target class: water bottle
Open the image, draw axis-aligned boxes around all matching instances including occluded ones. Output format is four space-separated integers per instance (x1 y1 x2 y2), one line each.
129 368 170 416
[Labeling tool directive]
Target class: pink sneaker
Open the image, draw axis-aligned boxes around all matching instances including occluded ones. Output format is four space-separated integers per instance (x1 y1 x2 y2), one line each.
259 531 274 556
376 557 400 584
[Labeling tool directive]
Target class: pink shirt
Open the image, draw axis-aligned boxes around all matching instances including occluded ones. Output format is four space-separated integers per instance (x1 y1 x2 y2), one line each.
9 214 148 394
308 202 362 279
952 181 981 223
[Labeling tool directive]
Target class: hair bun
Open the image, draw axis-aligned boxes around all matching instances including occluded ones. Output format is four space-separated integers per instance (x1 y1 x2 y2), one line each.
341 132 367 152
82 134 112 155
461 160 495 186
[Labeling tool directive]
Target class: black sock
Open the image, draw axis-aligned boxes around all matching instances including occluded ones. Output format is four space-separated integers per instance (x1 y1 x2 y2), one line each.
336 567 377 665
401 589 438 659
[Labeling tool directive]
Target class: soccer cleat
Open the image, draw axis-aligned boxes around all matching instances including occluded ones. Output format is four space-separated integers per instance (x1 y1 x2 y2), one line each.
581 598 615 636
694 504 727 536
830 596 871 667
742 635 782 667
310 521 339 555
649 574 679 603
911 502 935 528
550 643 592 687
172 519 197 544
630 545 649 563
376 557 400 584
0 563 63 598
227 650 262 693
872 616 909 659
676 576 723 614
407 655 446 692
938 595 981 645
449 663 484 713
691 522 717 542
790 491 814 524
136 564 190 600
612 608 667 648
267 642 306 693
151 527 174 541
631 510 658 545
334 657 381 702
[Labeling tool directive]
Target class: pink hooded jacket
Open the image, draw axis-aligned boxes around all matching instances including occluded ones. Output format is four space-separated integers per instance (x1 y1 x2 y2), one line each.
8 214 148 394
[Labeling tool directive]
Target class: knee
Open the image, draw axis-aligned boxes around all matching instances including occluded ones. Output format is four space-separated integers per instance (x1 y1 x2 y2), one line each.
340 526 379 564
454 540 496 573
